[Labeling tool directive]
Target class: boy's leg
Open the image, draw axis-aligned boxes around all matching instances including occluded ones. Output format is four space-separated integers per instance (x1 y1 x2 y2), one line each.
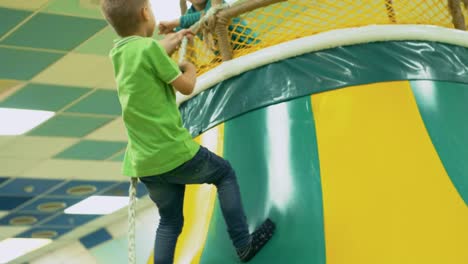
139 176 185 264
164 146 251 249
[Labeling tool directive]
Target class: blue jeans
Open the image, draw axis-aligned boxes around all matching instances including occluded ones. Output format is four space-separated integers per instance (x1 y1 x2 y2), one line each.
139 146 250 264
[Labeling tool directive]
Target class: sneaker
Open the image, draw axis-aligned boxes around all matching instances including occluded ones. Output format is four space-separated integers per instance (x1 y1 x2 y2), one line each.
237 218 275 262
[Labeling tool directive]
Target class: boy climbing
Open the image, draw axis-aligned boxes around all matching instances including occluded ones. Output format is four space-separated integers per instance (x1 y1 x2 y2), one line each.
100 0 275 263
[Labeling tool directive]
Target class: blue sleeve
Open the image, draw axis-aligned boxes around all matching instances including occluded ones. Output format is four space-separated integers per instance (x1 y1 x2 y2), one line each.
179 0 214 29
180 12 202 28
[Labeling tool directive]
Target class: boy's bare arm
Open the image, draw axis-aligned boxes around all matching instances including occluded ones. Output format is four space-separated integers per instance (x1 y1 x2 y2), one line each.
171 62 197 95
159 29 192 55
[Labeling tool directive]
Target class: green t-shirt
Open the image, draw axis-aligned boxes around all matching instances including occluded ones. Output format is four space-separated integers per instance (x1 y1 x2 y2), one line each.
110 36 200 177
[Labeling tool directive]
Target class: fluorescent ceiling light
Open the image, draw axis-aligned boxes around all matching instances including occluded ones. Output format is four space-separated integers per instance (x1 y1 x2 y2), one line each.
0 108 54 136
64 195 129 215
0 238 51 263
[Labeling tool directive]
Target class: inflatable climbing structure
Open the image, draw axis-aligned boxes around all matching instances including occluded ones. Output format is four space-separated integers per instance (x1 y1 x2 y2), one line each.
149 0 468 263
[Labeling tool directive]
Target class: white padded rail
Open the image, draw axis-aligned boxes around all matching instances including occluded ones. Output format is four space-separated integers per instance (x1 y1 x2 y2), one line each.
176 24 468 105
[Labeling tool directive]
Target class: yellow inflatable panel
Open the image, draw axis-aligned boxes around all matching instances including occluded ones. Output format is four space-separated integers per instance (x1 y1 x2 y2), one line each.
311 81 468 264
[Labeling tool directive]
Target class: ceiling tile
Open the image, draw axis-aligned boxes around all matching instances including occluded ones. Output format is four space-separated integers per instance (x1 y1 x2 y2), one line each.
65 90 120 116
0 136 79 159
106 205 157 237
0 157 42 176
0 79 25 101
89 235 128 264
0 226 29 240
0 0 49 11
33 241 92 264
0 80 22 90
0 79 22 90
79 228 112 249
16 226 73 239
0 136 16 148
0 7 31 37
0 212 51 226
2 13 107 51
54 140 126 160
0 196 34 210
0 83 91 111
32 53 116 89
109 151 124 162
19 197 83 214
103 208 152 246
75 26 117 56
105 217 127 238
0 178 63 196
65 249 99 264
20 159 123 181
40 213 99 228
85 118 127 141
43 0 104 20
0 177 10 186
0 47 64 80
28 115 114 137
101 182 147 198
47 180 118 197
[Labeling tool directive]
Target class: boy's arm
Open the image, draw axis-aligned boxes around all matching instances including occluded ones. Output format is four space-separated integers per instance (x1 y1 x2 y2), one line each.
159 29 192 55
171 62 197 95
147 39 196 95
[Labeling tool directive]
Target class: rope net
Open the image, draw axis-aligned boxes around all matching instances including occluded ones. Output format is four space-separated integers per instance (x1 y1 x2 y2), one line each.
174 0 468 75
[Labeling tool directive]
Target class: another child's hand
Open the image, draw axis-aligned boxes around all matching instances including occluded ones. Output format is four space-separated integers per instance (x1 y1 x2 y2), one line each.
159 20 180 34
177 29 194 40
160 29 194 56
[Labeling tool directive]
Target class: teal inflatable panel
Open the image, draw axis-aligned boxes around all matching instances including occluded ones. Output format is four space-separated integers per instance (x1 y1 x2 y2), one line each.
200 96 326 263
411 80 468 205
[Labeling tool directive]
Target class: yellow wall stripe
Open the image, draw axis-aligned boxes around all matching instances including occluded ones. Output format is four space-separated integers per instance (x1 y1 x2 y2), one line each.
311 81 468 264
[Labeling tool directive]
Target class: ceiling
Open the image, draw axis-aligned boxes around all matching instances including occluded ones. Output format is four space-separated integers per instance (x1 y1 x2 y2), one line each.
0 0 152 260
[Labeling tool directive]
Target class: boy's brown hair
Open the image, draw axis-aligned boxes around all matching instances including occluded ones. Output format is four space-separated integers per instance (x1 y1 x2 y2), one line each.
101 0 148 37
